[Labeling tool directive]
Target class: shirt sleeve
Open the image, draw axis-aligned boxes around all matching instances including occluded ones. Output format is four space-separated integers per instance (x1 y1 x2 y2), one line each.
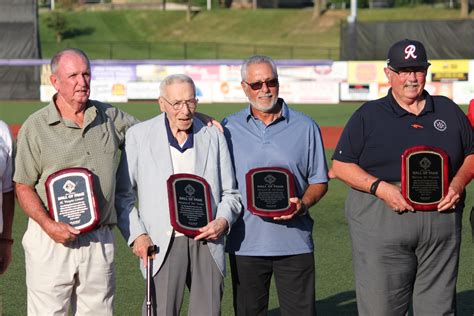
107 106 140 149
0 121 13 193
458 105 474 156
332 109 365 164
307 121 329 184
13 119 42 187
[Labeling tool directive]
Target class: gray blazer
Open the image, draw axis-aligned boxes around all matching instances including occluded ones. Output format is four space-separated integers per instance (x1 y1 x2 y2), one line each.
115 113 242 278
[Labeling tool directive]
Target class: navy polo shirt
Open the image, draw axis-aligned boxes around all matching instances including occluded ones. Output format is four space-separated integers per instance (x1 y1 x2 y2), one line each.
333 89 473 182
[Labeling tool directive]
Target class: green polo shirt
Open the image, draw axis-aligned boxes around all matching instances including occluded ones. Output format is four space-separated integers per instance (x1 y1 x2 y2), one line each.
14 97 139 226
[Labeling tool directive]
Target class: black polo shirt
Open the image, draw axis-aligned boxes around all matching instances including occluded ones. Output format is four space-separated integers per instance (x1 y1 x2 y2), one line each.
333 89 474 182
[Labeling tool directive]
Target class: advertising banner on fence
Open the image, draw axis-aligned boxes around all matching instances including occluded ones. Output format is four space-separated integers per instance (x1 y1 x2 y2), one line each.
280 81 339 104
91 65 136 82
219 65 242 82
194 81 213 103
340 83 378 101
136 65 185 81
278 62 347 82
347 61 386 84
90 81 128 103
40 85 55 103
184 65 220 81
430 60 469 82
211 80 246 103
36 59 474 104
470 60 474 83
452 81 474 104
127 81 160 100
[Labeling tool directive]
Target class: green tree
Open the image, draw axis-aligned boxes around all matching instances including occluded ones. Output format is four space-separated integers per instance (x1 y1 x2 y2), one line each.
45 12 69 43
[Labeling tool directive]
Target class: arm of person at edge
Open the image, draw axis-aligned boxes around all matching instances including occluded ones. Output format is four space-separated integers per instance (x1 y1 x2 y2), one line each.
0 190 14 274
15 183 80 244
273 182 328 221
331 160 415 212
437 154 474 212
194 112 223 133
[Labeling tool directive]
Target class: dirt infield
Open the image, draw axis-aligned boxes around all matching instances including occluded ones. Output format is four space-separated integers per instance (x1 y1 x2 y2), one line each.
10 125 344 149
320 126 343 149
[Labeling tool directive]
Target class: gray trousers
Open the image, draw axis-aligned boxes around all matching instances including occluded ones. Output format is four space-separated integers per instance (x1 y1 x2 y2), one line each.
142 236 223 316
345 188 461 316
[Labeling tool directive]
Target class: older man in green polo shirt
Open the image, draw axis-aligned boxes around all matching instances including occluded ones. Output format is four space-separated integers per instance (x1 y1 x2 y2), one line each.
14 48 139 315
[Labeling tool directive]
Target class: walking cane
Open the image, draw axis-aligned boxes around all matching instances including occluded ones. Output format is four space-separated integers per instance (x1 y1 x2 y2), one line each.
146 245 158 316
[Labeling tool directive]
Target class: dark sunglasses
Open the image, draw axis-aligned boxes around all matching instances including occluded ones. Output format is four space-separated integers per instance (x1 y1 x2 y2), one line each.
243 78 279 90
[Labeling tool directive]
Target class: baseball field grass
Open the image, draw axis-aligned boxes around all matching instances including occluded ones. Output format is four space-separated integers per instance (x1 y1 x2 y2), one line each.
0 101 472 315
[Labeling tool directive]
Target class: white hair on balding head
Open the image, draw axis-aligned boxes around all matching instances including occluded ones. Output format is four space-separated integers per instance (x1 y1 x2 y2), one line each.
159 74 196 98
241 55 278 82
50 48 90 74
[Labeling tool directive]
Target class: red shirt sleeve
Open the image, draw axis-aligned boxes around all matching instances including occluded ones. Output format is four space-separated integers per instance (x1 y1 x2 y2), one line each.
467 99 474 128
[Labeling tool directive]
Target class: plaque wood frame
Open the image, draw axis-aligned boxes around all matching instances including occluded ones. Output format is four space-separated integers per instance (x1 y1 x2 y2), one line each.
45 167 100 233
167 173 213 237
246 167 296 218
401 146 449 210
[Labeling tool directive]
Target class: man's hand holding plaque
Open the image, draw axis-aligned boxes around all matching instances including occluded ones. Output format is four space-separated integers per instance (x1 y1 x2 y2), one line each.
401 146 449 211
246 167 297 218
167 174 213 237
45 168 100 234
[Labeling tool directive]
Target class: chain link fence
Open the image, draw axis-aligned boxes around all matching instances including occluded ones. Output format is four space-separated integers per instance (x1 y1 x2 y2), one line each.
41 41 339 60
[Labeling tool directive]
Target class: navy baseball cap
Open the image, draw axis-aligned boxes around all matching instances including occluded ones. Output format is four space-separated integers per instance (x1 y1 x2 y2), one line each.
386 39 431 70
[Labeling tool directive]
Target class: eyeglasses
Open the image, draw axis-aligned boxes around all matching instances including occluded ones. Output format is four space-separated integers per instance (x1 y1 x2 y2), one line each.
161 96 198 111
388 67 427 78
243 78 279 90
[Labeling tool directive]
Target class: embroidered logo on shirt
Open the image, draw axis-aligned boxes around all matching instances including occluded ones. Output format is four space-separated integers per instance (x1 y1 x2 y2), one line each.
411 123 424 129
433 119 447 131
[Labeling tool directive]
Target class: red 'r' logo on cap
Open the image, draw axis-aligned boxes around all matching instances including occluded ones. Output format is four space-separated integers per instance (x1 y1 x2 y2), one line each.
404 45 417 60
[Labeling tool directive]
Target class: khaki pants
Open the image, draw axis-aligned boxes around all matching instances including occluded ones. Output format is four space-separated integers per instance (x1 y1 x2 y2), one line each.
22 220 115 316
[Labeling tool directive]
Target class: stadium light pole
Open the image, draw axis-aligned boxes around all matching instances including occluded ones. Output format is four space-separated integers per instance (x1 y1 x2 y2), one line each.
347 0 357 23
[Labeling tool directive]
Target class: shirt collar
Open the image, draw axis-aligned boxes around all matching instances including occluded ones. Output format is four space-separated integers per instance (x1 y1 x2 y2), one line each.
164 114 194 153
46 95 97 127
388 89 433 117
245 98 290 124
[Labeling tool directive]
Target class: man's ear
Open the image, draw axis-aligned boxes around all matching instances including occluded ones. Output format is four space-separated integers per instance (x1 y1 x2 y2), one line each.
50 74 60 91
383 67 391 82
158 97 166 112
241 81 248 97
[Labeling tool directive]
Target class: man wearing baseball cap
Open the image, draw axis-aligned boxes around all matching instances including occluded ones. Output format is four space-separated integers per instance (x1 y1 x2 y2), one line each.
331 39 474 315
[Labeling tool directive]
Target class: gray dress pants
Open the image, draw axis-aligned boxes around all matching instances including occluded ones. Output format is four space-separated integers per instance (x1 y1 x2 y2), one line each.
345 188 461 316
142 236 223 316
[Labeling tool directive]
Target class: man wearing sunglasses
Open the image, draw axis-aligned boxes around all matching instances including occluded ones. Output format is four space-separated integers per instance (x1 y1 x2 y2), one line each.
223 55 329 315
331 39 474 315
115 74 242 315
